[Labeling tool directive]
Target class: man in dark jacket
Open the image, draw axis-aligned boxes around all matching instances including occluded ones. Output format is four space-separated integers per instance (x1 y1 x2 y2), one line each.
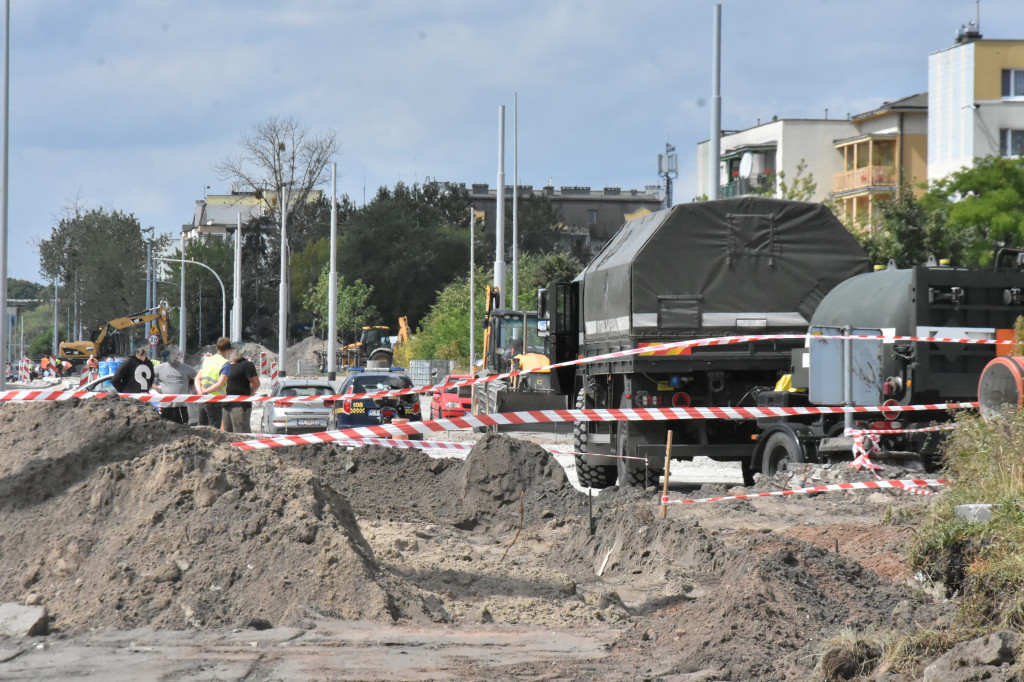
111 345 156 394
223 349 260 433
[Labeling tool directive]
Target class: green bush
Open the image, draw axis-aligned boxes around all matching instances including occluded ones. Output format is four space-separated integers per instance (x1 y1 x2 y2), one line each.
911 410 1024 629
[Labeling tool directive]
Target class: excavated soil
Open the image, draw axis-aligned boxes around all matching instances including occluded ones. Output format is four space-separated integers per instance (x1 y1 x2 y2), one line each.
0 399 963 680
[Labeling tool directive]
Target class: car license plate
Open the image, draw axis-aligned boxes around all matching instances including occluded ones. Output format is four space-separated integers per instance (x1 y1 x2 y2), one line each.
368 409 380 416
296 419 324 427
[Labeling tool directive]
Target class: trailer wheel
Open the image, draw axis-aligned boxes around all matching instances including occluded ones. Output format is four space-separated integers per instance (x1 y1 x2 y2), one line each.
573 389 616 489
761 432 803 477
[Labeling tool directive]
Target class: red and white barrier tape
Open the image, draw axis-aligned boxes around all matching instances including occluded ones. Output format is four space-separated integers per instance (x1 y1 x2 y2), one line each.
228 401 977 450
231 431 474 452
662 478 952 505
0 332 1008 405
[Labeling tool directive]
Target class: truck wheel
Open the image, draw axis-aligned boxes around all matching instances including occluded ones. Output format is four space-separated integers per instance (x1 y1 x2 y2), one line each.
615 421 663 489
573 389 616 489
761 432 803 477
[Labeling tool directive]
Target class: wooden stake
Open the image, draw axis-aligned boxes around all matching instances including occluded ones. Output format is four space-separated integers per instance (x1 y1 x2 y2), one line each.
661 430 673 518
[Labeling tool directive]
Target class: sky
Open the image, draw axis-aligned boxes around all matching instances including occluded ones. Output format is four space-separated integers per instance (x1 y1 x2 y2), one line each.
4 0 1022 283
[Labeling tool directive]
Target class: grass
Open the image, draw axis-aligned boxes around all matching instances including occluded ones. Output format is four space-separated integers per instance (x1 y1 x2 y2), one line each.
813 408 1024 679
910 409 1024 630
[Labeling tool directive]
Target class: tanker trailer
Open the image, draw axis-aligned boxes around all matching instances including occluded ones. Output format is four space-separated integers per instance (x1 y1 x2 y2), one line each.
772 249 1024 472
538 197 871 489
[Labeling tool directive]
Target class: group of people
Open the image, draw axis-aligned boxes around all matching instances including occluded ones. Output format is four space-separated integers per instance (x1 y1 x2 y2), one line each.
38 355 72 378
109 336 260 433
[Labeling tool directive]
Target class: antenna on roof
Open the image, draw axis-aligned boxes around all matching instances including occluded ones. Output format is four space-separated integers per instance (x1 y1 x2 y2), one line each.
955 0 982 43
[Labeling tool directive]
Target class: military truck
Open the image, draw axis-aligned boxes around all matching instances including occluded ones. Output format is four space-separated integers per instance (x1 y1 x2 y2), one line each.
538 197 871 488
540 199 1024 489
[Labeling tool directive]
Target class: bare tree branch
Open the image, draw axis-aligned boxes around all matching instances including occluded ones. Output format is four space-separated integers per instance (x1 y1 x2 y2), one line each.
214 115 338 224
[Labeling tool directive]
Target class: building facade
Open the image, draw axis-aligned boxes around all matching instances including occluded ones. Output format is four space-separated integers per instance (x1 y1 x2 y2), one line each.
696 118 859 204
832 93 928 230
928 36 1024 181
182 185 322 242
463 183 664 259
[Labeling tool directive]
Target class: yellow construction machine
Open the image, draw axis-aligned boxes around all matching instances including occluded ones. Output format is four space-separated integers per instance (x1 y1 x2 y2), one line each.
473 286 566 426
59 303 173 361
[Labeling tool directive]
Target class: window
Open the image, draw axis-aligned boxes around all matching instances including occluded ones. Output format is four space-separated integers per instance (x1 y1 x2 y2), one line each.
1002 69 1024 98
999 129 1024 158
588 209 597 225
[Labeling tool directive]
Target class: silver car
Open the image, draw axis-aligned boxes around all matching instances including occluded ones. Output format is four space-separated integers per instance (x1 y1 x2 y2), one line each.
261 378 336 434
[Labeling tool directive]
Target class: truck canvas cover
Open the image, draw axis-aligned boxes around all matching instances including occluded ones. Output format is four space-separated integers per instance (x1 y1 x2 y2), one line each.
581 197 870 340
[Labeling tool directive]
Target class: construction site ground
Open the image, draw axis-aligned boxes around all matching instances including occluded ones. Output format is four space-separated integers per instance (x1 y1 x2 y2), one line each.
0 372 960 681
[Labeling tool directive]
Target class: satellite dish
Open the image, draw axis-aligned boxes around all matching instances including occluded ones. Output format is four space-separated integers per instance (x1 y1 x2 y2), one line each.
739 152 753 178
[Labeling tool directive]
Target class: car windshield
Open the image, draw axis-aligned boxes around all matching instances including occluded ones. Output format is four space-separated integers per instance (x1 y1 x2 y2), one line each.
351 375 409 392
279 385 332 397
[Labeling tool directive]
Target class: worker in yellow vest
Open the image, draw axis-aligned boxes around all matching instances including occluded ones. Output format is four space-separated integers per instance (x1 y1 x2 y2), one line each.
194 337 232 430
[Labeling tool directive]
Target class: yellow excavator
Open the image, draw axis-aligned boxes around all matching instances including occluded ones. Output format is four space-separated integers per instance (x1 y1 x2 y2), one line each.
314 317 411 371
59 303 173 361
473 286 566 426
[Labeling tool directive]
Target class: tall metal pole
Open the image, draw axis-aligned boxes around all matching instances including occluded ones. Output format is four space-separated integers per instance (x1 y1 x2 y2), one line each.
179 233 186 352
494 105 506 310
231 212 242 341
328 163 338 381
512 92 519 311
278 187 289 377
52 281 58 355
145 243 151 311
469 206 475 372
157 257 224 338
709 3 722 200
0 0 9 386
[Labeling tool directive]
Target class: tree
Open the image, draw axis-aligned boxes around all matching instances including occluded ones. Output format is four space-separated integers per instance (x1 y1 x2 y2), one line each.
922 156 1024 266
474 193 564 264
755 159 818 201
338 181 472 329
302 270 379 343
398 252 582 366
214 115 339 229
857 187 945 267
38 206 165 333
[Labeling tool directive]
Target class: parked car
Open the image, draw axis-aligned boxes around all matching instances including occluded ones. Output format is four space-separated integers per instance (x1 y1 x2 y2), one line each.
81 373 116 393
261 378 336 435
335 370 421 438
428 374 472 420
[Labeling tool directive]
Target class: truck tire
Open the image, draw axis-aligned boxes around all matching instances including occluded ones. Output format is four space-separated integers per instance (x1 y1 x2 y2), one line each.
573 389 616 489
615 421 663 489
761 431 803 477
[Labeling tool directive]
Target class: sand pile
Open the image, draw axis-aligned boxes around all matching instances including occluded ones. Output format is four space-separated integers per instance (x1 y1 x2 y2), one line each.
0 400 443 633
278 434 584 532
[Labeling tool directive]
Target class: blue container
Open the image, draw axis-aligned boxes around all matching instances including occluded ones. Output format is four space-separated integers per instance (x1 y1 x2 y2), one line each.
100 359 119 376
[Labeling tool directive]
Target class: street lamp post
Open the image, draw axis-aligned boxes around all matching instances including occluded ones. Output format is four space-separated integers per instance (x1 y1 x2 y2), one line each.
231 212 242 342
156 257 226 340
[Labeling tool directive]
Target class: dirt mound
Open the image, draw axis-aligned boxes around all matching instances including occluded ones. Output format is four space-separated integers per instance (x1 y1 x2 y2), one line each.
458 435 582 530
278 435 584 531
0 401 442 633
186 340 273 369
549 487 950 681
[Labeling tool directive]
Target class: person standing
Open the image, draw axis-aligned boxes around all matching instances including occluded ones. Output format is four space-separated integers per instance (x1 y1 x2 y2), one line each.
223 349 260 433
153 347 197 424
110 345 157 393
194 337 232 430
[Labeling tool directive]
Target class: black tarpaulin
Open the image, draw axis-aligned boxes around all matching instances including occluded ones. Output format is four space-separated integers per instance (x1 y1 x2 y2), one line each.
581 197 871 340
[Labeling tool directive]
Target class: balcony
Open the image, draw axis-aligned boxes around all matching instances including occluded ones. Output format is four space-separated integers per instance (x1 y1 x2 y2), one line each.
832 165 896 193
721 174 773 198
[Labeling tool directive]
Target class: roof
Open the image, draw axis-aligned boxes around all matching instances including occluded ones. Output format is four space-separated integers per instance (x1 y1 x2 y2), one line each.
851 92 928 121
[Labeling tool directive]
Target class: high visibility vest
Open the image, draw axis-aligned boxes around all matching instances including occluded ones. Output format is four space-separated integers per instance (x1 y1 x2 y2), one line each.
200 354 229 395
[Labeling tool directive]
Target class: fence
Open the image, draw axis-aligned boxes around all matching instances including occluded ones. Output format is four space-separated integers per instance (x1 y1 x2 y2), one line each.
407 359 456 387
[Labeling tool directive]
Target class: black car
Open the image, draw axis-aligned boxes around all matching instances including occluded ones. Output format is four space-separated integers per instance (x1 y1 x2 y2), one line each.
335 370 421 436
